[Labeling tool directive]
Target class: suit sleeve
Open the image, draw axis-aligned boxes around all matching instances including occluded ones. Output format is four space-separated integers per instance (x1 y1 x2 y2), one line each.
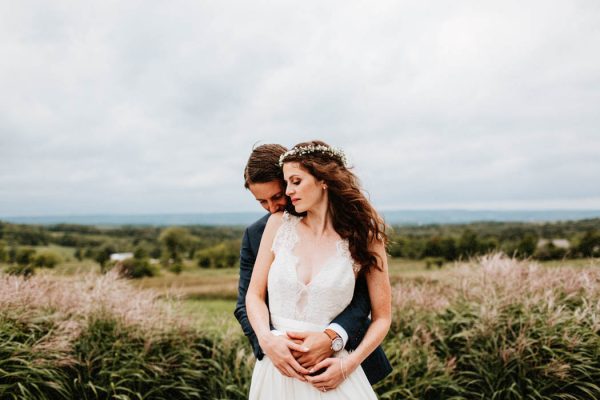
330 273 371 350
233 228 264 360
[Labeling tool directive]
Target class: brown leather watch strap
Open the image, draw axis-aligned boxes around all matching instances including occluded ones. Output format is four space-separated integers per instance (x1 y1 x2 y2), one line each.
324 328 339 341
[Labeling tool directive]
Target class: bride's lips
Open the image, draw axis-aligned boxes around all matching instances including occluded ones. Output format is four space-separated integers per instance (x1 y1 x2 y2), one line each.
291 198 300 204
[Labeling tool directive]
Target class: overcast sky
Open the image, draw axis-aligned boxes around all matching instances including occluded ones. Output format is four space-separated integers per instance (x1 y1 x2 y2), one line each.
1 0 599 217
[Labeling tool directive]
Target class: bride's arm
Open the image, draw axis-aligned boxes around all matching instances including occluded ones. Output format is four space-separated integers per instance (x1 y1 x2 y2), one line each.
245 213 280 343
245 213 311 380
343 239 392 373
306 239 391 390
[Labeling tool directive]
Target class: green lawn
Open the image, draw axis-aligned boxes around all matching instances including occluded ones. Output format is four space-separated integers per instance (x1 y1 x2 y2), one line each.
178 298 239 333
134 267 240 300
537 258 600 268
32 244 76 259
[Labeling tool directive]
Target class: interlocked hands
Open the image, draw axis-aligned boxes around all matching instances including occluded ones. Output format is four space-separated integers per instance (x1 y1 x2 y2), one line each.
262 330 354 390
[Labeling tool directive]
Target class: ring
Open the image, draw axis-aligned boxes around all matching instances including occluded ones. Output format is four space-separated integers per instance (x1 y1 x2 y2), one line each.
322 387 327 392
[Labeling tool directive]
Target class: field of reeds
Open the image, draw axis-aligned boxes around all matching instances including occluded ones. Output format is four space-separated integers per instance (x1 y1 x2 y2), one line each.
2 254 600 399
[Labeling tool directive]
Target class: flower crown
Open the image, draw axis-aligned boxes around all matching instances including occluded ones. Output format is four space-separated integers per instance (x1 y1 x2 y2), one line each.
279 144 348 167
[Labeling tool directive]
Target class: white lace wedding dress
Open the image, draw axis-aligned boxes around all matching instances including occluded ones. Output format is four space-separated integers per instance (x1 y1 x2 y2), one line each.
249 212 377 399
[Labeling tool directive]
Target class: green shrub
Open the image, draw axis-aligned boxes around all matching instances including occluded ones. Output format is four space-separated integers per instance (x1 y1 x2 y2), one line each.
516 234 537 258
33 250 61 268
169 262 183 274
577 230 600 257
94 243 116 271
117 257 156 279
534 241 569 260
196 240 240 269
0 240 7 263
424 257 445 269
159 227 192 265
15 247 36 266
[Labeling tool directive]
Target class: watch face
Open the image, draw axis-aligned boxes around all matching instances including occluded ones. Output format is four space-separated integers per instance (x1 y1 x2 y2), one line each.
332 337 343 352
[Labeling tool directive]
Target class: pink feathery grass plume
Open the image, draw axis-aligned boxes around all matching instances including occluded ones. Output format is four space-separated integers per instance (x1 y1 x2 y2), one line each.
0 269 185 353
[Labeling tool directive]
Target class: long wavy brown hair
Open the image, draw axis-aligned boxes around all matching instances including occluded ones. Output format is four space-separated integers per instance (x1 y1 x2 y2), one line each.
282 140 387 274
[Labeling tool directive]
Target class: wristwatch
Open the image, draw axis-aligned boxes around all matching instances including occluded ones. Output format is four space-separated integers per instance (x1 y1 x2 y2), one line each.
324 329 344 352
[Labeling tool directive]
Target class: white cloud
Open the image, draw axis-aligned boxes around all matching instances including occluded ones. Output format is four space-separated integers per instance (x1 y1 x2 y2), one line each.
1 0 599 216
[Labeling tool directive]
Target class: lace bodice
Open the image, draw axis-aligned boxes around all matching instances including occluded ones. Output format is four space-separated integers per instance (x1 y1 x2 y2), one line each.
268 212 357 326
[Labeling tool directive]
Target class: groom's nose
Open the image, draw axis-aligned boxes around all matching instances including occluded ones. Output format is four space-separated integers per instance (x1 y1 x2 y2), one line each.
267 201 281 214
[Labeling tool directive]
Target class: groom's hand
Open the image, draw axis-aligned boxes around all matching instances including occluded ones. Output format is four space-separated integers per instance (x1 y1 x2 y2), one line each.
261 333 311 381
287 331 334 368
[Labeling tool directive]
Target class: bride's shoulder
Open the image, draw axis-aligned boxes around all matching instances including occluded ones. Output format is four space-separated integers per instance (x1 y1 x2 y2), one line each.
267 210 299 224
264 211 286 234
265 211 302 236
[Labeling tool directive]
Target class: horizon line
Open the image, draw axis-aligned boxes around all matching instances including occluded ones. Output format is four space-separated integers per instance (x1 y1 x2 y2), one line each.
2 208 600 220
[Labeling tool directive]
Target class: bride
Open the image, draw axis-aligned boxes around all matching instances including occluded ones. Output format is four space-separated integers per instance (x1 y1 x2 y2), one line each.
246 140 391 398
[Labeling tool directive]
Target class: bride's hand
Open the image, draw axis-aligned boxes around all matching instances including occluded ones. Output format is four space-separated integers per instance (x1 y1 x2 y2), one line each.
305 357 357 391
287 331 333 368
259 333 311 381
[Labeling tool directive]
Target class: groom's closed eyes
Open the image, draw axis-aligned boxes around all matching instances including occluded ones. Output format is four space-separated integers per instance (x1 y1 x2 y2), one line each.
248 180 288 214
258 192 284 208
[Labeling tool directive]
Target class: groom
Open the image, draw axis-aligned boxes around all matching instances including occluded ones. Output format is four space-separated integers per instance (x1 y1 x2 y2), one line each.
234 144 392 384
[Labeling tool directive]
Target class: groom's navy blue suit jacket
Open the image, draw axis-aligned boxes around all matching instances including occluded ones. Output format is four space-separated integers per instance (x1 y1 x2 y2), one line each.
234 214 392 385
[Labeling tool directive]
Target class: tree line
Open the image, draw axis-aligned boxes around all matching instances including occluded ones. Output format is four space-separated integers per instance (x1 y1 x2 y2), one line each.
1 219 599 277
387 219 600 262
0 222 243 277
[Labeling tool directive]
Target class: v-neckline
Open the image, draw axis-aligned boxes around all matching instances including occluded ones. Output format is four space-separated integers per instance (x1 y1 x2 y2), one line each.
295 246 342 287
289 219 345 287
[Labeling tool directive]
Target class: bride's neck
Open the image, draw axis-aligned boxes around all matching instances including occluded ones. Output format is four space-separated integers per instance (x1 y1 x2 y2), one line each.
304 202 333 236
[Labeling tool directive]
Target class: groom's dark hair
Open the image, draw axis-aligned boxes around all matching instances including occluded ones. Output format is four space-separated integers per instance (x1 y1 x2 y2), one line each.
244 144 288 188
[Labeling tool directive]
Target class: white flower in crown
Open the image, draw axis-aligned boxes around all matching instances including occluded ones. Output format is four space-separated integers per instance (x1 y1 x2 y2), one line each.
279 144 349 167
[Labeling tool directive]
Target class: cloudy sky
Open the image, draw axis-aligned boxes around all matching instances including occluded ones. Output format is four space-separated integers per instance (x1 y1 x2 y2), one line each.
1 0 599 217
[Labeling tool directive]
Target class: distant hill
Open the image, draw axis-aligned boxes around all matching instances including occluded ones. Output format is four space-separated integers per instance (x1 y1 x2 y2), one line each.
0 213 265 227
2 209 600 226
381 209 600 225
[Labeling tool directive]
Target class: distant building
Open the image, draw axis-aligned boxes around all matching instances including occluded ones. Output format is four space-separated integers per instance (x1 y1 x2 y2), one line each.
110 253 134 262
537 239 570 249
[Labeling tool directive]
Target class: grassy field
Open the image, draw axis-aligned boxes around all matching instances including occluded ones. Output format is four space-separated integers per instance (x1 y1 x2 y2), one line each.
6 254 598 335
4 253 599 306
133 256 600 301
149 256 600 348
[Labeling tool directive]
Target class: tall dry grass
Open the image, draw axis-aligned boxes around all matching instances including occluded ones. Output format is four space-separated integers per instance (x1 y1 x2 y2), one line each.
2 255 600 399
1 271 181 348
378 254 600 399
0 270 250 399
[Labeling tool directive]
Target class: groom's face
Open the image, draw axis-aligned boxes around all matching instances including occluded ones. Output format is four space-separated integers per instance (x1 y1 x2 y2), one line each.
248 180 287 214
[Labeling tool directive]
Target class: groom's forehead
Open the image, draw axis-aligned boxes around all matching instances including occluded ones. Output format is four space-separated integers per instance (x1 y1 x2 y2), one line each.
249 180 286 197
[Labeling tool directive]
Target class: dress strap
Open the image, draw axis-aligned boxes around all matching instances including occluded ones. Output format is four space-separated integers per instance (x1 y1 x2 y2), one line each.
271 211 301 254
336 239 360 274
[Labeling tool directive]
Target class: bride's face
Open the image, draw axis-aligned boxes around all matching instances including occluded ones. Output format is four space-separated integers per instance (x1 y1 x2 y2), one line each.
283 162 327 213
